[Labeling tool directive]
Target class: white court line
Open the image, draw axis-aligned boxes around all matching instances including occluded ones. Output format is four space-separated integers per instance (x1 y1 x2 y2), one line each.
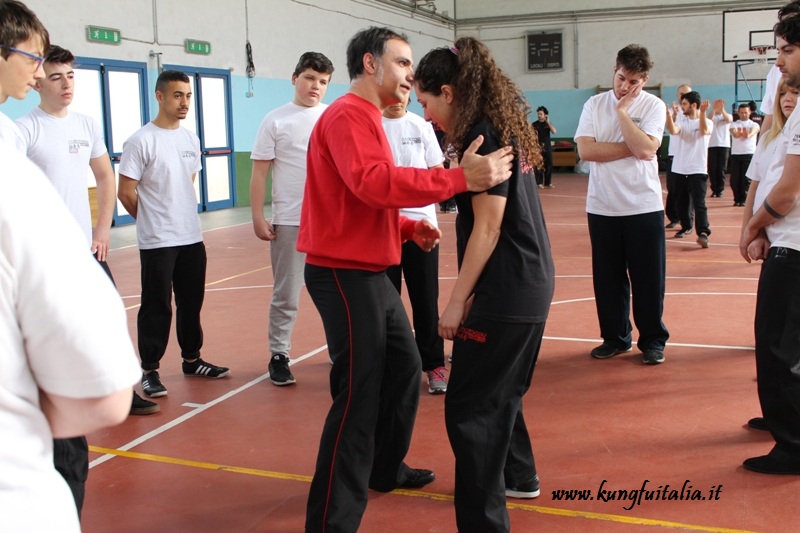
544 335 753 351
89 344 328 469
554 274 758 281
110 222 250 252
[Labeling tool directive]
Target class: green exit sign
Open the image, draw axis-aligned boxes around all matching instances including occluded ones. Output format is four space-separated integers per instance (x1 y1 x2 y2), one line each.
184 39 211 55
86 26 121 45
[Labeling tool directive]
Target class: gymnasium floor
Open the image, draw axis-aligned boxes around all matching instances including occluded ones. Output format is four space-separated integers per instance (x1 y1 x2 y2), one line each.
82 173 798 533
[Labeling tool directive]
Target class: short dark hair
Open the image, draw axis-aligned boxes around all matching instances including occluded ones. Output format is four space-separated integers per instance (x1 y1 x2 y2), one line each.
778 1 800 20
775 14 800 47
615 44 653 75
155 69 190 94
681 90 701 108
346 26 408 81
45 44 73 65
293 51 334 78
537 106 549 115
737 103 750 110
0 0 49 60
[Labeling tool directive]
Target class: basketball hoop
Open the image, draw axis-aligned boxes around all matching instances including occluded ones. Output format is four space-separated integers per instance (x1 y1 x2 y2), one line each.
753 46 770 65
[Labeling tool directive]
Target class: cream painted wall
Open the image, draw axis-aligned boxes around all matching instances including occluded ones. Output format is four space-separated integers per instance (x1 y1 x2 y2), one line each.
23 0 455 83
456 1 780 91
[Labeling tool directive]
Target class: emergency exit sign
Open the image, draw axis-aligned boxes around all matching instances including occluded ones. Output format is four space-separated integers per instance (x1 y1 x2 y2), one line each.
184 39 211 55
86 26 121 45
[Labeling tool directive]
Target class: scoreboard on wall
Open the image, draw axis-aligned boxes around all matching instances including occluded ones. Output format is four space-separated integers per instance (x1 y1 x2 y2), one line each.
527 31 563 72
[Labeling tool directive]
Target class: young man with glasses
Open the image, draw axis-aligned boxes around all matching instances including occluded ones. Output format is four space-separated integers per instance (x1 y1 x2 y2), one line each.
0 0 47 152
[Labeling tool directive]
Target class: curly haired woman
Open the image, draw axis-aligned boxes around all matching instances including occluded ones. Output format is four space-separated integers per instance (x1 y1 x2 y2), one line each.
414 37 555 533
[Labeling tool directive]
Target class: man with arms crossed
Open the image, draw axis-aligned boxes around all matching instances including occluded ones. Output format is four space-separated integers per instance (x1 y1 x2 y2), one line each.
575 44 670 365
298 26 514 533
251 51 333 386
118 70 230 399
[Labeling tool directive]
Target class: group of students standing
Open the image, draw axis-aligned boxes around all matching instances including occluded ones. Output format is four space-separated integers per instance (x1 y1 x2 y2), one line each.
664 87 763 248
7 0 800 530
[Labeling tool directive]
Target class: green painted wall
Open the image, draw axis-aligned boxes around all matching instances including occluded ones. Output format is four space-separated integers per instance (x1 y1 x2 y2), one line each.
234 151 273 207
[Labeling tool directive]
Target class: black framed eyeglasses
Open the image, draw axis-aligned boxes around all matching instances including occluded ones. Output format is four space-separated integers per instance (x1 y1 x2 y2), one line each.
0 45 44 70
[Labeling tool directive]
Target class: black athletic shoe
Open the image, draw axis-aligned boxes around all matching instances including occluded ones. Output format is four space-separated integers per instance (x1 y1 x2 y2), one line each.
142 371 167 398
748 417 768 431
182 358 230 378
590 344 632 359
642 349 665 365
130 391 160 415
674 229 693 238
268 353 296 386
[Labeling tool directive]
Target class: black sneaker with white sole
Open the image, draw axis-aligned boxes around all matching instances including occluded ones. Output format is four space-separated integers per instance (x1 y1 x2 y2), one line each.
506 475 541 499
142 370 168 398
269 353 296 386
182 358 230 378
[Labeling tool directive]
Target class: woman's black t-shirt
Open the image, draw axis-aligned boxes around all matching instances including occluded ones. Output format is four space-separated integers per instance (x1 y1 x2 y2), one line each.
454 120 555 323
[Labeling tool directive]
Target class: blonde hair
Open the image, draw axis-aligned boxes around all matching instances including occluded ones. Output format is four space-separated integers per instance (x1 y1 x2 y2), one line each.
764 79 795 146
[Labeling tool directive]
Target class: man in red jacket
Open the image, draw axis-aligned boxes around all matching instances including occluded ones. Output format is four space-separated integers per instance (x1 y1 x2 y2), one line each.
299 26 514 533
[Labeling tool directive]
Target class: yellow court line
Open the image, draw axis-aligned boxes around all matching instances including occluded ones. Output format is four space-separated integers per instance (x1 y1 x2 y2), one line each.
89 446 761 533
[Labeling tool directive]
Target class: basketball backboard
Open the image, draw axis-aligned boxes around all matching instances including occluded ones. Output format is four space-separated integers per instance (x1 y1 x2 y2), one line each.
723 8 779 62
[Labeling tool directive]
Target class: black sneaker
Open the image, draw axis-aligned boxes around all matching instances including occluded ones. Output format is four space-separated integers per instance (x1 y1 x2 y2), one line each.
182 358 230 378
506 475 541 499
130 390 160 415
590 344 632 359
142 371 168 398
674 229 693 238
697 233 709 248
748 417 769 431
665 221 678 229
642 349 665 365
268 353 296 386
399 467 435 488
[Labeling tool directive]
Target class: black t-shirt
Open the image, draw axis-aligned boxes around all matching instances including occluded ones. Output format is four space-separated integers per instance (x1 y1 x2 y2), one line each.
532 120 552 152
454 121 555 323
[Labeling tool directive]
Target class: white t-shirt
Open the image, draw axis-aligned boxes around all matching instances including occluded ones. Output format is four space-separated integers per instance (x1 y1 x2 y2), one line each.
575 89 666 216
17 107 107 245
382 111 444 226
760 64 782 115
730 120 759 155
753 109 800 251
119 122 203 249
251 102 327 226
709 114 731 148
0 147 140 533
0 111 25 153
672 116 712 175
